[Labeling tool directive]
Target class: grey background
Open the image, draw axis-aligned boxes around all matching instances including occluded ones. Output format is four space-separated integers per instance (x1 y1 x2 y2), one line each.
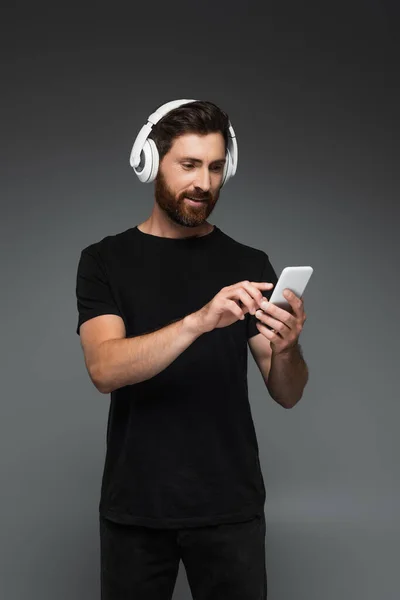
1 2 399 599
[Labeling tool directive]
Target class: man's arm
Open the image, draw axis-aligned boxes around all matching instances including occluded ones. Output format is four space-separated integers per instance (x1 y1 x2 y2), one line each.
81 279 273 394
94 314 202 393
267 343 309 408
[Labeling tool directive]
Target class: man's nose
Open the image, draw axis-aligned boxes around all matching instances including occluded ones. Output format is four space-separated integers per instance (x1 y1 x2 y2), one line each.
194 168 211 191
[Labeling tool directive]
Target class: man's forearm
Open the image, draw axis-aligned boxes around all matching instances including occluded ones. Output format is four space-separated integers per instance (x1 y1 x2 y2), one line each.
96 313 202 393
267 343 309 408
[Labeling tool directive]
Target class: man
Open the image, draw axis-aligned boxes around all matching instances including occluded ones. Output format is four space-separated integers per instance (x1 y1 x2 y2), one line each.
75 100 308 599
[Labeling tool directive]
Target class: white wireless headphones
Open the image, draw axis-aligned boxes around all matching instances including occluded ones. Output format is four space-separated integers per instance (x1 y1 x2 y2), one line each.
129 99 238 187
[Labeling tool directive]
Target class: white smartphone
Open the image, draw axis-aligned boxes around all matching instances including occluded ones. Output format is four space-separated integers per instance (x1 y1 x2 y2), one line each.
268 266 313 311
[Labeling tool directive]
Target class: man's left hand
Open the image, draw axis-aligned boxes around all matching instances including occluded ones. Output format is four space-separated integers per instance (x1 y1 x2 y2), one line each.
254 289 306 354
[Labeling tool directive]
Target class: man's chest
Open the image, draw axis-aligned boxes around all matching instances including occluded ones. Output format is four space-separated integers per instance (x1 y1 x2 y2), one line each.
107 252 253 339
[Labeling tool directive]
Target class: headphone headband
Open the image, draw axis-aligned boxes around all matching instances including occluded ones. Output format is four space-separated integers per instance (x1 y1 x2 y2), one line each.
130 99 238 186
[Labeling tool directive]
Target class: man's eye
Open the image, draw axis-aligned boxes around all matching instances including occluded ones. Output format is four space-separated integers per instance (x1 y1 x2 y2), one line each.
182 163 223 171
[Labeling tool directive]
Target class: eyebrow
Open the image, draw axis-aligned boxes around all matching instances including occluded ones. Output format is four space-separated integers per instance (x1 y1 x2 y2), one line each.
180 156 226 165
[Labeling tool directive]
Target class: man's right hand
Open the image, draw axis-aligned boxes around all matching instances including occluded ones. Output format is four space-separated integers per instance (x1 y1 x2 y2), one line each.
187 281 274 335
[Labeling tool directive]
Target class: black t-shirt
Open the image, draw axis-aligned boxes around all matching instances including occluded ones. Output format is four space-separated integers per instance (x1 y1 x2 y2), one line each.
75 224 278 529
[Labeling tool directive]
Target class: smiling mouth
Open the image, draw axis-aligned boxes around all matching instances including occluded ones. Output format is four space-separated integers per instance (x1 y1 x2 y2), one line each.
184 197 207 203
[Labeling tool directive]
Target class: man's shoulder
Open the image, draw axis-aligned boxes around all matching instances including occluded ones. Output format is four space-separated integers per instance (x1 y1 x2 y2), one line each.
80 226 136 258
218 227 267 263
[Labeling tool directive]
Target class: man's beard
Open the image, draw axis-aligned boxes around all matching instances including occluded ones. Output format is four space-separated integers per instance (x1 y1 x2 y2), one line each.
154 170 220 228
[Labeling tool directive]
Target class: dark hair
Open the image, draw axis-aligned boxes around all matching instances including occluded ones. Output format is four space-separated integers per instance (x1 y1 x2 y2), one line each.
148 100 230 162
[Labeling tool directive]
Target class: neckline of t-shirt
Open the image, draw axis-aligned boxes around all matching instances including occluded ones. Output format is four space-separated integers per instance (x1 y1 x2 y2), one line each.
133 224 220 243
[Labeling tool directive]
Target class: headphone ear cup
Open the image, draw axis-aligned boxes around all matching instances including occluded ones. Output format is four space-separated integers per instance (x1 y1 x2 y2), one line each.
134 139 159 183
146 138 159 183
221 148 233 187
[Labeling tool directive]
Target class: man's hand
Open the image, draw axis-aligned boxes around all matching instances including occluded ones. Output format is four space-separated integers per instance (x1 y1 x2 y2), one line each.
189 281 275 335
254 289 307 355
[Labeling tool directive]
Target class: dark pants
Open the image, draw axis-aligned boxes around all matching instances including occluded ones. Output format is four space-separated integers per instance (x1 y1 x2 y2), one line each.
100 512 267 599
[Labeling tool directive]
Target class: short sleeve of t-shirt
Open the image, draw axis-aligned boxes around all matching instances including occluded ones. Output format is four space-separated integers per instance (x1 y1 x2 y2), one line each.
246 252 279 339
75 248 122 335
